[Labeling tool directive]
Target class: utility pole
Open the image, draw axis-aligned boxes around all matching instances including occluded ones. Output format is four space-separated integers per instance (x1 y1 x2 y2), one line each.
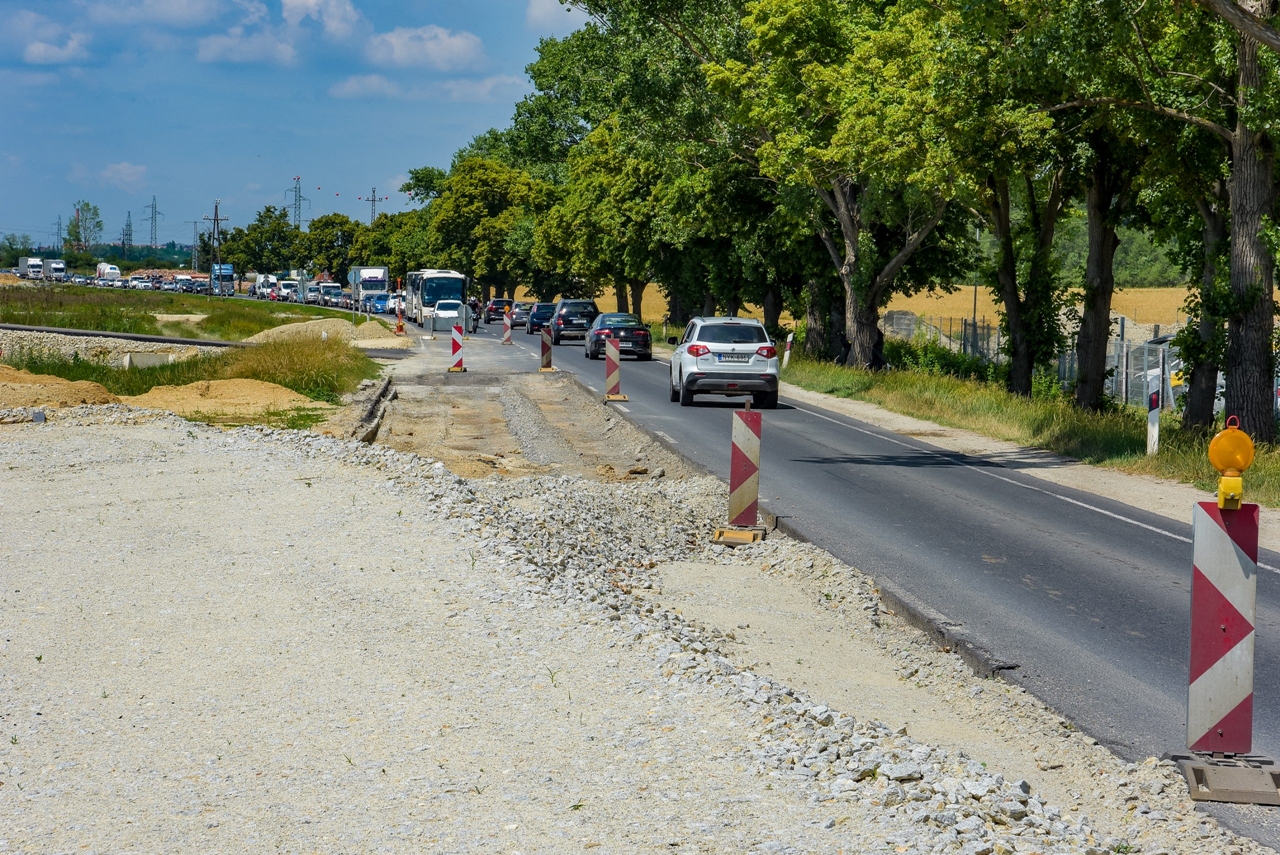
357 187 388 224
53 216 63 249
288 176 310 228
121 211 133 261
203 200 228 296
185 220 201 272
144 195 163 249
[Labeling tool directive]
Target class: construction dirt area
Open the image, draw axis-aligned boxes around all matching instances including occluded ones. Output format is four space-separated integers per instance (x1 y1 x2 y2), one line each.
374 371 696 482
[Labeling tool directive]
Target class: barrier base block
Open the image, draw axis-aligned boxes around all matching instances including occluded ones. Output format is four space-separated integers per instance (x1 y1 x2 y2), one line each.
447 367 467 373
1165 753 1280 805
712 526 766 547
538 367 556 373
501 341 514 346
605 394 629 403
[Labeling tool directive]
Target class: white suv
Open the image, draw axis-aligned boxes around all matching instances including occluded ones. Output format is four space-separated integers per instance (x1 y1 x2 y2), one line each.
667 317 780 409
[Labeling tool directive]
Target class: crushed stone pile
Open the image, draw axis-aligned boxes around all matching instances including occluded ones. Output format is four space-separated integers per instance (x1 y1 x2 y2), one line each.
122 379 322 417
0 364 119 408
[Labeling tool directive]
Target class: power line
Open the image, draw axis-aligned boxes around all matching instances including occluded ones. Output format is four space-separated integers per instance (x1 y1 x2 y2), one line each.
52 216 63 248
121 211 133 260
203 199 228 293
144 196 164 248
185 220 201 272
287 176 310 228
356 187 390 224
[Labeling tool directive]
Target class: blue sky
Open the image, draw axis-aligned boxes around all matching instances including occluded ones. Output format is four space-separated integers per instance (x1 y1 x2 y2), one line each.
0 0 588 248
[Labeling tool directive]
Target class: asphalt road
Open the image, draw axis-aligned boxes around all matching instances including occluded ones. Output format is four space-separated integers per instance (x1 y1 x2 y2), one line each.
404 320 1280 842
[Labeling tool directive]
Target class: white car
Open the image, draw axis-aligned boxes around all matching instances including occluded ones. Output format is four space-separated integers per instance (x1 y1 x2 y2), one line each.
668 316 780 409
434 299 462 321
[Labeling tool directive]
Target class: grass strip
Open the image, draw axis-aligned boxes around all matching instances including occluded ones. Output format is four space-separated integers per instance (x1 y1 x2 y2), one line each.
5 337 379 405
0 285 354 341
782 357 1280 507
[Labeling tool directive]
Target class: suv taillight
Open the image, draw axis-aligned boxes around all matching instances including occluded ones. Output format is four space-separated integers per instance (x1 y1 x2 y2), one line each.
688 344 710 357
756 345 777 359
555 317 564 326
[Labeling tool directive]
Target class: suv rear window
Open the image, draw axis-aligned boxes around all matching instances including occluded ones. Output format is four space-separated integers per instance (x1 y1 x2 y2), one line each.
560 301 597 312
697 323 768 344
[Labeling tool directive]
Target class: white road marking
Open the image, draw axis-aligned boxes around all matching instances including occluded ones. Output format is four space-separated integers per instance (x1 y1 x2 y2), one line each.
586 386 598 393
785 403 1278 571
614 404 631 412
654 431 678 445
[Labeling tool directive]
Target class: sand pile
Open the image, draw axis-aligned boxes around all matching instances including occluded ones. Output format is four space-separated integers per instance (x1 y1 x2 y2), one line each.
0 365 120 408
122 379 326 417
353 321 392 340
246 318 358 344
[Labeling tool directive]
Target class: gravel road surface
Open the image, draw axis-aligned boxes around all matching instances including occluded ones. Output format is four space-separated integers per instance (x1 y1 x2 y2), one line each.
0 405 1272 855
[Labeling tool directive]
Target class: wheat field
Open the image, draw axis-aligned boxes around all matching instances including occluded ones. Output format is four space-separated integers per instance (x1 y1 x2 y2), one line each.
511 284 1190 329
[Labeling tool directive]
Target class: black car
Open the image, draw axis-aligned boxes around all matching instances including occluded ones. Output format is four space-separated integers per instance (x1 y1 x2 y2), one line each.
484 298 514 323
526 302 557 334
584 313 652 360
550 298 601 345
510 301 534 327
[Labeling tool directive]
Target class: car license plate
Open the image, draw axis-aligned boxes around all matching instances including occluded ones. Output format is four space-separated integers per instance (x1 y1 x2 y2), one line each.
619 341 633 348
717 354 749 363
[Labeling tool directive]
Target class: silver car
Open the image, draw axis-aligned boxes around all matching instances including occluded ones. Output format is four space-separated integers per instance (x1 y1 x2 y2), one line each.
667 317 780 409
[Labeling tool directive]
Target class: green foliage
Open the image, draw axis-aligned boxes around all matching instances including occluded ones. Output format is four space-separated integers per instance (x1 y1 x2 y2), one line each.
1 233 34 267
222 206 302 279
65 201 103 250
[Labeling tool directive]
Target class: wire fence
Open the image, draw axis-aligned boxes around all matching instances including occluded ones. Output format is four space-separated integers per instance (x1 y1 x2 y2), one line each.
887 312 1188 409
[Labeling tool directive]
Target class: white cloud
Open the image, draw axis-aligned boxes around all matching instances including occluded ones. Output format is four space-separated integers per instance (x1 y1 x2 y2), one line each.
100 162 147 191
439 75 527 102
526 0 590 32
231 0 269 26
366 26 484 70
198 26 297 64
282 0 364 39
80 0 221 26
329 74 403 99
25 32 91 65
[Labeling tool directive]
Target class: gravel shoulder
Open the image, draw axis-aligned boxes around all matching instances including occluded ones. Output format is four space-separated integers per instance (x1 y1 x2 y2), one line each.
0 405 1273 854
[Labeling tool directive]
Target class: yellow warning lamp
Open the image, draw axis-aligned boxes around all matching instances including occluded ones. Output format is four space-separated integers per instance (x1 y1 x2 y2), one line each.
1208 416 1255 510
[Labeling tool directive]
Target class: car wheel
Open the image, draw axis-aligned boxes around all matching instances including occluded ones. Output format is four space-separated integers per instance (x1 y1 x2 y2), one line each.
583 344 590 359
638 354 652 362
679 375 694 407
753 391 779 410
551 333 561 346
668 373 679 402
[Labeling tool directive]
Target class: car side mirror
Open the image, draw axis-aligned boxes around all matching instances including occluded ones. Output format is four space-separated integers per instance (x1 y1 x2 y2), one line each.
667 337 678 345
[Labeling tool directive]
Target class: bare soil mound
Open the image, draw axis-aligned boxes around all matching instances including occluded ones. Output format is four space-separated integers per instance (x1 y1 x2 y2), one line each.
352 321 392 340
122 379 324 417
152 314 207 324
0 365 120 407
246 318 358 344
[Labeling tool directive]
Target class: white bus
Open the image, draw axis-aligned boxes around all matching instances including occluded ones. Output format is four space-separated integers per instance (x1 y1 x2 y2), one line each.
405 269 468 327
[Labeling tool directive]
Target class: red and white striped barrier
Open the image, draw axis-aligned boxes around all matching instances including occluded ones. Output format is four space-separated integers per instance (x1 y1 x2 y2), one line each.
728 408 762 527
449 324 466 373
502 311 513 345
539 327 554 372
1188 501 1260 753
604 338 627 401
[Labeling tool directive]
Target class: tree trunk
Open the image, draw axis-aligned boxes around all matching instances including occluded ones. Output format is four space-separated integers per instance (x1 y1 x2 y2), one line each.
848 302 880 369
725 293 741 317
802 279 831 358
1075 148 1130 411
629 280 647 321
762 282 782 331
701 291 717 317
1182 191 1227 431
1225 30 1277 442
988 171 1067 396
613 281 629 313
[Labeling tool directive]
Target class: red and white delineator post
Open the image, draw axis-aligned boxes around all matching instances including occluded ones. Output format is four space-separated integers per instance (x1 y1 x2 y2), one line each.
502 310 513 345
1188 501 1259 754
1171 418 1279 805
539 327 554 372
782 332 794 370
449 324 466 373
604 338 628 402
714 406 764 545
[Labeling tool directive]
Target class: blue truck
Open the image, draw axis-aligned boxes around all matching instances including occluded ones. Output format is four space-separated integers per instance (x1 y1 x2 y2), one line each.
210 264 235 296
